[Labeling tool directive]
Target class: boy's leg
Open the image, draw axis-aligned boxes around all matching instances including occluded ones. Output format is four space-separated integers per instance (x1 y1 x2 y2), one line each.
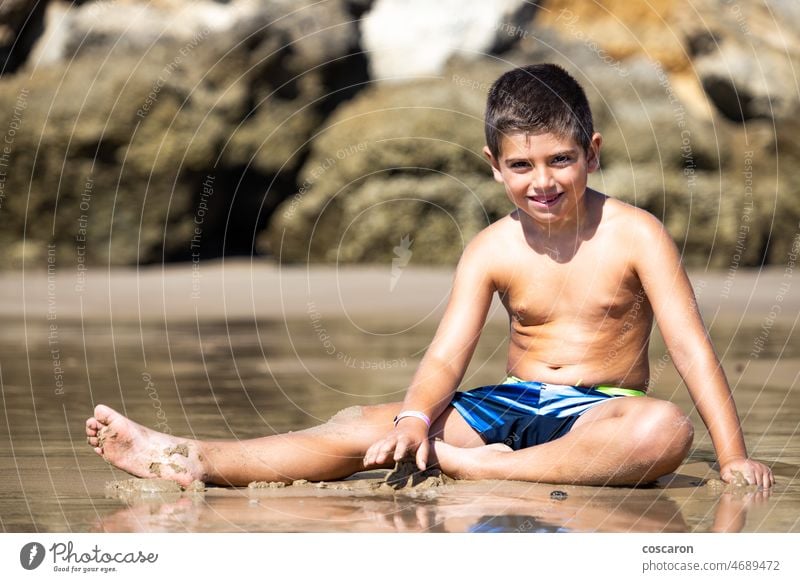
85 403 484 487
433 397 694 486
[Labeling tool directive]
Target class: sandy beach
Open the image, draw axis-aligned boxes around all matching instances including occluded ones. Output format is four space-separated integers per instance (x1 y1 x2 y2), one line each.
1 259 799 323
0 262 797 532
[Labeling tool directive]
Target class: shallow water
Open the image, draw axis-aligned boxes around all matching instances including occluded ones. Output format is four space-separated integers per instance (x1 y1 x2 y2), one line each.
0 316 798 533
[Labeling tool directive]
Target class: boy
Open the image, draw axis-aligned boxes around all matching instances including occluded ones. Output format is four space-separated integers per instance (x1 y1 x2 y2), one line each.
86 64 773 489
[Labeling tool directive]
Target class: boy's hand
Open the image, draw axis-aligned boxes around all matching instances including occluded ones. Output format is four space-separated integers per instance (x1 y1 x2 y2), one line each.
363 420 430 471
720 458 775 489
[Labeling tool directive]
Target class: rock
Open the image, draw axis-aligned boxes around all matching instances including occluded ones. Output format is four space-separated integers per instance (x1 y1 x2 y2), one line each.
0 0 369 267
0 0 49 74
31 0 256 65
582 58 733 171
540 0 800 123
2 0 798 270
264 62 514 262
539 0 691 73
503 21 794 269
677 0 800 122
361 0 538 79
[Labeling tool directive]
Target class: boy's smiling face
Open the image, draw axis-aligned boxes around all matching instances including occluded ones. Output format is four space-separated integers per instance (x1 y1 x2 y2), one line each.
485 131 602 229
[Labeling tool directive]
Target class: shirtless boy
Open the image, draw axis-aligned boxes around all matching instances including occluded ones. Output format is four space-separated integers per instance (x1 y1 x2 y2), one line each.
86 64 774 489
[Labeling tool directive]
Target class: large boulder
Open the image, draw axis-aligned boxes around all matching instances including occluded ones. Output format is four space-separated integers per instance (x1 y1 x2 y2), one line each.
2 0 798 270
0 0 49 74
264 59 513 262
267 4 800 270
0 0 369 267
361 0 537 79
537 0 690 72
677 0 800 122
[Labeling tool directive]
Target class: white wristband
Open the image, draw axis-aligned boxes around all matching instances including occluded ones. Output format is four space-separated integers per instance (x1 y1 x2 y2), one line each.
393 410 431 428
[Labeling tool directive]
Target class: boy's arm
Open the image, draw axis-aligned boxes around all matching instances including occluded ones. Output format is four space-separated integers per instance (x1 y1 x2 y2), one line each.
363 236 496 470
633 212 773 488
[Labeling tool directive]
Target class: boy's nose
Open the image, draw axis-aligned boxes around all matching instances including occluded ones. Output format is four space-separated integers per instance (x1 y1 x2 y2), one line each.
530 168 556 192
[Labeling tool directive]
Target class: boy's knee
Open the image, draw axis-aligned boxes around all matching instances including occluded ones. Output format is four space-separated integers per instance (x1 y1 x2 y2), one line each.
634 401 694 458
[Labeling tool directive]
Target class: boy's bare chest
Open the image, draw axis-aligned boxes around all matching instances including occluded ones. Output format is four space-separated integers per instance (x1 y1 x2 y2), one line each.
497 247 642 326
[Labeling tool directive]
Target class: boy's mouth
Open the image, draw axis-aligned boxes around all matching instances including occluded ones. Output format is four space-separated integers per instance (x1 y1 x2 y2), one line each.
527 192 564 208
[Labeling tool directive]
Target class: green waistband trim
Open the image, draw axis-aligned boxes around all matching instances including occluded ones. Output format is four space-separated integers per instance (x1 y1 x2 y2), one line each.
503 375 645 397
593 386 646 397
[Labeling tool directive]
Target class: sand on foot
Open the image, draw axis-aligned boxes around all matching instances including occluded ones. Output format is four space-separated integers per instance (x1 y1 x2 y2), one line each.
86 404 205 489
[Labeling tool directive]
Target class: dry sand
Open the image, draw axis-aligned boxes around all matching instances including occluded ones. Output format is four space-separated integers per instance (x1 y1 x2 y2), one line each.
1 259 797 323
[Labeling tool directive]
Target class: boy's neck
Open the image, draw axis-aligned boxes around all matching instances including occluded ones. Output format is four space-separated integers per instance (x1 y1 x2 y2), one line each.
517 190 601 258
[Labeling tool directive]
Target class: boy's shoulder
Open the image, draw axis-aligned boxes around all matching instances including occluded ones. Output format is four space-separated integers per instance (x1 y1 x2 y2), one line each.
455 215 520 283
462 213 519 254
601 196 670 242
598 197 677 272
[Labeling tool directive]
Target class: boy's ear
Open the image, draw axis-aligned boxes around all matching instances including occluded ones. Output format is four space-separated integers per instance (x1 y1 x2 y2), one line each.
587 132 603 173
483 146 504 183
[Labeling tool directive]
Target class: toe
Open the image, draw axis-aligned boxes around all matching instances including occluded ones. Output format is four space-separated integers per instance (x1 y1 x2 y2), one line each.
87 436 99 447
93 446 103 456
86 418 99 436
93 404 116 425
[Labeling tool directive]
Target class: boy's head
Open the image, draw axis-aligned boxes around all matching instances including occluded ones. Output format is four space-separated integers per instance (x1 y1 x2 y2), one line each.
484 64 594 160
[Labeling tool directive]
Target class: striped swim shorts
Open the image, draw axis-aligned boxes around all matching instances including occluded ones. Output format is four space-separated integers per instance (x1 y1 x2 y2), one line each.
450 375 645 449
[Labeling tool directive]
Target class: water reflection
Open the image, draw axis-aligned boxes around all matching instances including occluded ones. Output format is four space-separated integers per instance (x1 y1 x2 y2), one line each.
0 319 796 532
92 473 773 533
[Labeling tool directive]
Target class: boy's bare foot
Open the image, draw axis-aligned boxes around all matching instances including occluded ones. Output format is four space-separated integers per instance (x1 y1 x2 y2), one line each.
433 441 512 480
85 405 205 488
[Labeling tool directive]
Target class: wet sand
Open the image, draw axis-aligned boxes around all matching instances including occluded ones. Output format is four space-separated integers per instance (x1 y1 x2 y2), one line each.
0 261 798 532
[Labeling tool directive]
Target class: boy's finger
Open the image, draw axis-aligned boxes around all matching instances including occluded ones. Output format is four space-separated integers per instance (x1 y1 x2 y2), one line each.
376 439 397 463
393 438 409 461
416 440 429 471
366 439 389 465
363 446 375 466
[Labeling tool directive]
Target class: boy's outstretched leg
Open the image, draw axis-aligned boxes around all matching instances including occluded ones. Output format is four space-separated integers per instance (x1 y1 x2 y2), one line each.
86 403 483 487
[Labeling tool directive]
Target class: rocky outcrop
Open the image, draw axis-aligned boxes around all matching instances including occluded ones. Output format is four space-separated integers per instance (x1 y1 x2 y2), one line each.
0 0 370 267
361 0 537 79
272 0 800 268
0 0 49 74
0 0 798 270
677 0 800 122
262 58 513 263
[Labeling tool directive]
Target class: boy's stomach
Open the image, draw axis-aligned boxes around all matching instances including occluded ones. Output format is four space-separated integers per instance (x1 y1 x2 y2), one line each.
505 321 651 390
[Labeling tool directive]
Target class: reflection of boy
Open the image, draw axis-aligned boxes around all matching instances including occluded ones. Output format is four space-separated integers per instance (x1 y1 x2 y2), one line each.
87 64 773 489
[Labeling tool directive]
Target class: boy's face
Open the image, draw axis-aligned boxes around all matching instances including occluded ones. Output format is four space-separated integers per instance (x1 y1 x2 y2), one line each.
484 131 602 228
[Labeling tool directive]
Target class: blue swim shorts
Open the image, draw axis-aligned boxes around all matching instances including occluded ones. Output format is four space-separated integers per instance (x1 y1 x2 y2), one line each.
450 376 645 450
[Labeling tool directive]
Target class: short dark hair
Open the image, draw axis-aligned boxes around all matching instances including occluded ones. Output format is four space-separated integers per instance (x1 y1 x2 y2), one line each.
484 64 594 158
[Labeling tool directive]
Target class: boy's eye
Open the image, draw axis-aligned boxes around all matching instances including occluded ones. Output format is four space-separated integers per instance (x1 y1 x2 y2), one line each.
552 155 572 164
510 161 530 169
